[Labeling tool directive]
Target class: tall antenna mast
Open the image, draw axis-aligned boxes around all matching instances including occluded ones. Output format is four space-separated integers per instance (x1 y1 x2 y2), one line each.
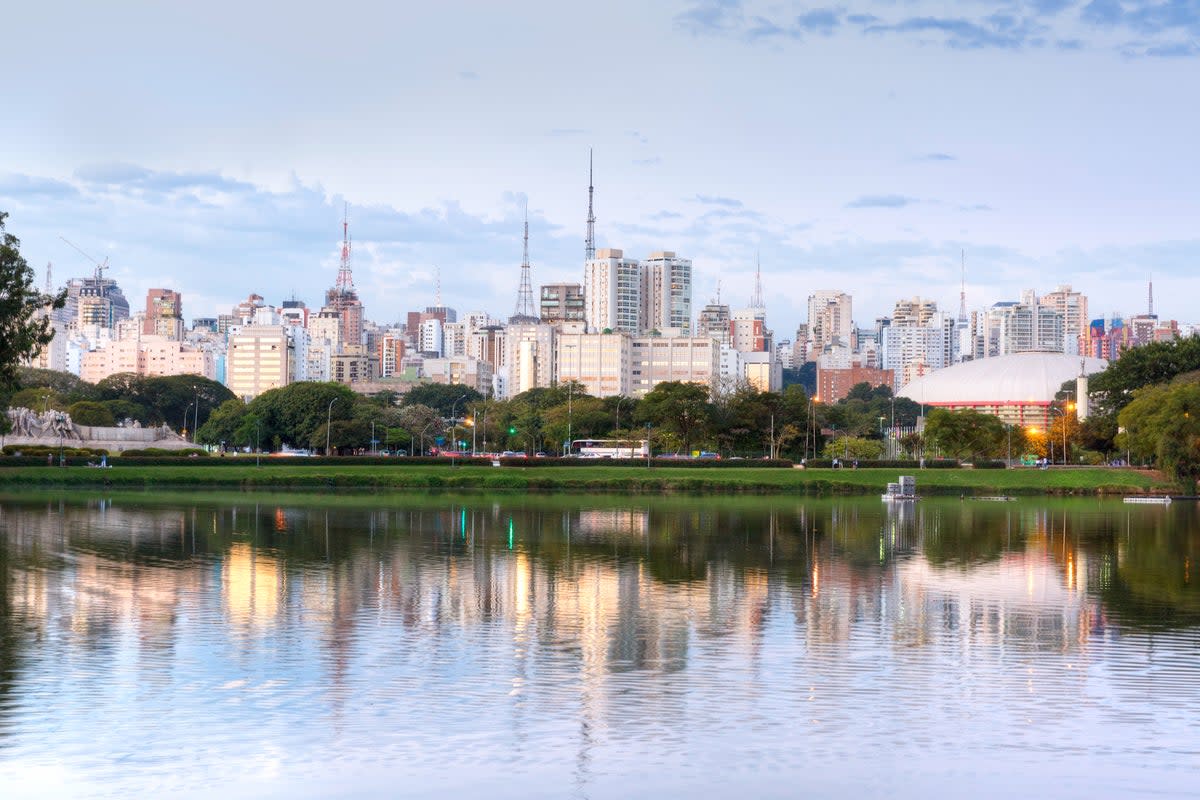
44 262 52 295
335 203 354 292
715 278 722 305
958 249 967 323
513 203 537 321
435 266 442 308
585 148 596 261
749 252 765 309
1148 275 1154 317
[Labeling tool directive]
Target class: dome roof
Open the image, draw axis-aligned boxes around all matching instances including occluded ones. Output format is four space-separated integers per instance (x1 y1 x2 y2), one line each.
897 353 1108 405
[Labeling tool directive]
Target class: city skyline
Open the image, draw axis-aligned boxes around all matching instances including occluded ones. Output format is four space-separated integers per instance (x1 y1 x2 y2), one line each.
2 0 1198 335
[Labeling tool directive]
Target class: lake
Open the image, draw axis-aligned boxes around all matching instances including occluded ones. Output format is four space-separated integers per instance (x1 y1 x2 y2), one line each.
0 491 1197 798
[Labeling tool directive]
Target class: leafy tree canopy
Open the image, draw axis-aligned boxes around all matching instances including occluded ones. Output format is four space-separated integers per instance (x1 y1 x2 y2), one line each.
400 383 483 416
0 213 66 388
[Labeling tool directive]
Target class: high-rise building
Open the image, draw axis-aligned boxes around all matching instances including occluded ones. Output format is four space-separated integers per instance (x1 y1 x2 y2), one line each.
540 283 586 324
1036 286 1087 355
640 251 692 334
143 289 183 339
584 248 642 333
730 307 768 353
806 291 853 358
698 301 732 346
226 326 294 401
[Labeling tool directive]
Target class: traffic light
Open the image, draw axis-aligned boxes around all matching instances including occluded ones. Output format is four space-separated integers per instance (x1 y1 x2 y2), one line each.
508 426 517 435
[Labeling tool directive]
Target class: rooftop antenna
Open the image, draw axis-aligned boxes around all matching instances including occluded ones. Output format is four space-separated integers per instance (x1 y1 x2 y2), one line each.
44 262 52 295
512 202 537 321
958 249 967 323
1148 275 1154 317
335 203 354 292
715 278 722 305
585 148 596 261
435 266 442 308
749 252 765 309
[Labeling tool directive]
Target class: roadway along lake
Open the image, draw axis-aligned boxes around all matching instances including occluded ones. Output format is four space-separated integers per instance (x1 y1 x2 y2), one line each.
0 491 1197 798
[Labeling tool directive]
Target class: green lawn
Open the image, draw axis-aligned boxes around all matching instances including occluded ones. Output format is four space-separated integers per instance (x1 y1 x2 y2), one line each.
0 463 1171 495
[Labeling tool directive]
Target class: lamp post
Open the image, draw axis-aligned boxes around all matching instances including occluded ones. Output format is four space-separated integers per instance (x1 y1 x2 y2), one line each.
255 419 261 468
418 421 434 457
566 382 574 457
614 395 627 435
645 423 651 469
182 401 194 440
449 393 467 466
371 420 377 455
325 398 338 456
1048 403 1074 465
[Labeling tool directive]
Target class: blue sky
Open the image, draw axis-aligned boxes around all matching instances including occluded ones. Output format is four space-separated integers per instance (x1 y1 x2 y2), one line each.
2 0 1198 336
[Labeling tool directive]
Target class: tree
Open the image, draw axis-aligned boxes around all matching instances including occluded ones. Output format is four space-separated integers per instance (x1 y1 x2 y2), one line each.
400 383 483 416
66 401 115 427
246 381 356 450
1117 379 1200 489
923 408 1006 461
822 435 885 460
635 381 713 455
1090 337 1200 416
196 398 248 447
0 213 65 389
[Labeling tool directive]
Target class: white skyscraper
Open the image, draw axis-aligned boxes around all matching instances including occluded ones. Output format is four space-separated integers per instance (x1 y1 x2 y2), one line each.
806 290 853 358
640 251 692 334
584 248 642 333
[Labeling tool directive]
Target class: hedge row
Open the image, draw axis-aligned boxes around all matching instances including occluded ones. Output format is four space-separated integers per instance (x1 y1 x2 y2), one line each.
800 459 962 469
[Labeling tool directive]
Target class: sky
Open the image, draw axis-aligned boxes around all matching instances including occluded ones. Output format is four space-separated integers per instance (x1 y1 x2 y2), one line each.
2 0 1199 338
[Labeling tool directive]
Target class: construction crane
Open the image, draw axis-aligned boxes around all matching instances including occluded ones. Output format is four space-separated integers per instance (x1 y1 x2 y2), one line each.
59 236 109 281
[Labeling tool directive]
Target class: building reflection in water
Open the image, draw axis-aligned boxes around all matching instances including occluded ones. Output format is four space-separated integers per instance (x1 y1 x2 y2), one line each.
0 493 1197 782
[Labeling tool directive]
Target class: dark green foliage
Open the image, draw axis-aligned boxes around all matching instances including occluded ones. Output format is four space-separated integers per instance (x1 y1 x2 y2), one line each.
1090 337 1200 416
66 401 115 426
400 383 483 416
95 373 235 431
0 213 66 389
923 408 1009 460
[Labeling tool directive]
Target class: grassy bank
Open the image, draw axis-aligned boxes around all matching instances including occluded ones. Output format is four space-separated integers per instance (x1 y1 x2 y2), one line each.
0 463 1171 495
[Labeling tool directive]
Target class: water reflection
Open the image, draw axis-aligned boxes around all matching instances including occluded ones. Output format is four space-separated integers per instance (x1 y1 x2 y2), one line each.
0 493 1198 798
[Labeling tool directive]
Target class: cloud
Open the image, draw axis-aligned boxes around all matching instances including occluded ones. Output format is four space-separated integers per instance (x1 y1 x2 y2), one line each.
0 174 79 199
692 194 744 208
0 164 586 324
675 1 1200 57
795 8 843 36
674 0 744 36
918 152 956 162
458 71 480 80
846 194 917 209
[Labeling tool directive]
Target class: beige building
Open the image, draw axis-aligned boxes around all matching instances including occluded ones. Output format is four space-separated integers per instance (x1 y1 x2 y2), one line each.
331 344 375 386
504 323 556 397
556 331 631 398
80 336 215 384
226 326 293 401
629 335 718 397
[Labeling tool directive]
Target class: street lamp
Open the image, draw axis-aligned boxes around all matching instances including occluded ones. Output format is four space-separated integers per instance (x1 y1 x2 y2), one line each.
614 395 627 434
1048 402 1074 465
449 393 468 465
182 401 194 439
566 382 574 458
325 398 338 456
255 419 261 468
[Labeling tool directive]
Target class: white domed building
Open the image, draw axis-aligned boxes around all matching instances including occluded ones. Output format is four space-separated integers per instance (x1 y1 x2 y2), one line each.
897 353 1107 429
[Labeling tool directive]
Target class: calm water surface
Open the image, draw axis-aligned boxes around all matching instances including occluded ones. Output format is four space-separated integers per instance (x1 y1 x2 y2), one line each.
0 491 1197 798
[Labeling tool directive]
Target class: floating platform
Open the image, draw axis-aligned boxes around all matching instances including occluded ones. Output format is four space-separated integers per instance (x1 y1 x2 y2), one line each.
1123 496 1173 505
883 476 918 502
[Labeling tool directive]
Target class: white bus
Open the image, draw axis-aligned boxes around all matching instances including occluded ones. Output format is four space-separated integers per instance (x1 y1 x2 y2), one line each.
570 438 649 458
